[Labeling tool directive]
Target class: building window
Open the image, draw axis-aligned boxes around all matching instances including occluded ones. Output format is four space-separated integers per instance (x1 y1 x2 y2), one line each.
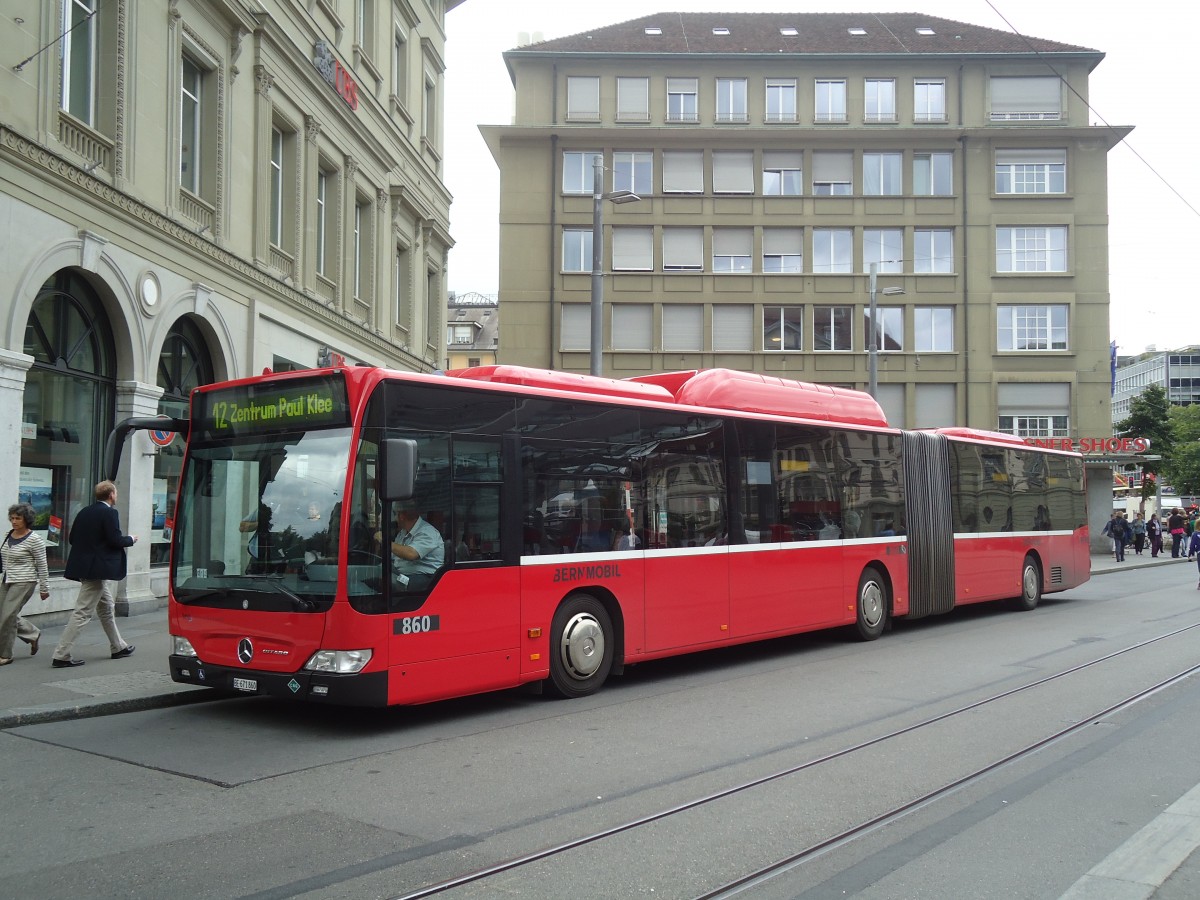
22 271 116 574
667 77 698 122
864 307 903 351
765 78 797 122
863 151 902 195
915 307 954 351
61 0 98 124
763 306 803 351
663 227 703 271
613 151 652 194
997 305 1069 351
422 70 437 146
353 200 366 300
567 76 600 120
990 76 1062 121
663 305 703 351
356 0 376 57
813 228 852 273
562 227 592 273
613 227 653 271
315 169 331 277
662 150 703 193
392 26 408 101
812 151 852 195
864 78 896 122
715 77 748 123
617 77 649 121
763 151 802 195
713 228 752 273
996 226 1068 272
864 228 903 273
712 151 753 194
815 78 847 123
714 305 753 351
914 78 946 122
180 57 202 194
763 228 802 273
814 305 853 351
914 229 954 273
448 323 473 344
563 150 600 194
998 415 1069 438
561 305 589 351
269 127 285 247
995 149 1067 194
914 151 953 195
613 304 652 350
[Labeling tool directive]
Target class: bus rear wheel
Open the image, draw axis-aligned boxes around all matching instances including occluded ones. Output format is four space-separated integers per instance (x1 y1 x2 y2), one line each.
547 593 614 699
1012 555 1042 611
855 567 888 641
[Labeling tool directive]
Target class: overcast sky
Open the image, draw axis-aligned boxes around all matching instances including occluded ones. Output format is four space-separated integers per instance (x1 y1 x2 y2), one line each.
443 0 1200 356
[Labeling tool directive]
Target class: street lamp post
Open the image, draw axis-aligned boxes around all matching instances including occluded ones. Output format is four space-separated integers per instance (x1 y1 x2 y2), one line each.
589 154 640 377
867 262 904 399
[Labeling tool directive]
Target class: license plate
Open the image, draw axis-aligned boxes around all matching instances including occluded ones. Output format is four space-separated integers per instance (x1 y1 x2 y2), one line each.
231 677 258 693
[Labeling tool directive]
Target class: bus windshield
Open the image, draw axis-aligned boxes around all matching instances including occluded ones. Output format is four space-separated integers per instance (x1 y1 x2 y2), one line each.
172 429 354 610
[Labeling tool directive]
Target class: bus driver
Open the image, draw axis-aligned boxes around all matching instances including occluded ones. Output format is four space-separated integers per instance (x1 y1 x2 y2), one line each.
375 500 444 590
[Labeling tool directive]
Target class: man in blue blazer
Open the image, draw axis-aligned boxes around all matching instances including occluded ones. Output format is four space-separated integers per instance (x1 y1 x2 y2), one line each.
51 480 137 667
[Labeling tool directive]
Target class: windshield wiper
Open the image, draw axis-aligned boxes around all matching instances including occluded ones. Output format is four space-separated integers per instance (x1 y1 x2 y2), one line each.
176 586 232 604
242 575 316 612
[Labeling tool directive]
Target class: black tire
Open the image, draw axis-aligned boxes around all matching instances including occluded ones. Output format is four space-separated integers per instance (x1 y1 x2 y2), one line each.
1012 555 1042 611
854 567 888 641
547 593 614 699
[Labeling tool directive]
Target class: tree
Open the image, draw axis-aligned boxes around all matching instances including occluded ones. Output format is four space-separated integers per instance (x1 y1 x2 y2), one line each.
1163 405 1200 499
1115 385 1174 505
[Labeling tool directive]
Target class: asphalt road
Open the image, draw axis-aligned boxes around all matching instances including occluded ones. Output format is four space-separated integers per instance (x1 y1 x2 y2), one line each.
5 561 1200 899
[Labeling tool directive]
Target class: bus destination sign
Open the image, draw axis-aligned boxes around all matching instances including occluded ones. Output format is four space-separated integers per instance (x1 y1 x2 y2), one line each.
195 374 350 439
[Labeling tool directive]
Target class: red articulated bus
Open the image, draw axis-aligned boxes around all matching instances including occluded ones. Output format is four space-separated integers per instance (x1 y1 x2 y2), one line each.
114 364 1089 706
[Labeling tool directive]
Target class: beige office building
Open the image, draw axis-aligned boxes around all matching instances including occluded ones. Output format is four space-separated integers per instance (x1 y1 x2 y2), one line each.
484 11 1126 532
0 0 462 617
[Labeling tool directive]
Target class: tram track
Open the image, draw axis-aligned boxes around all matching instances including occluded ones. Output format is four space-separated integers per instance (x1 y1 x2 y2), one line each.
387 620 1200 900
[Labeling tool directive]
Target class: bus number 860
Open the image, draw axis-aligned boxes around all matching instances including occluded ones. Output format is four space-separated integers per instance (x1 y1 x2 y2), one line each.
396 615 439 635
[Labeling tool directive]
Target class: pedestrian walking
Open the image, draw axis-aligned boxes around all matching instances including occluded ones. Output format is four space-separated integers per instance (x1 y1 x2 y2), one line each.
1131 513 1147 555
1103 512 1128 562
1169 508 1187 558
0 503 49 665
50 481 137 668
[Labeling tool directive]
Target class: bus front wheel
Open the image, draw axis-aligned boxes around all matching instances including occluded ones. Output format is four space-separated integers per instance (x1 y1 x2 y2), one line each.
547 593 614 699
1012 556 1042 611
855 568 888 641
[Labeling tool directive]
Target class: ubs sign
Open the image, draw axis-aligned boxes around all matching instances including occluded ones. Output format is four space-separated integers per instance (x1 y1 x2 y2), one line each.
314 41 359 111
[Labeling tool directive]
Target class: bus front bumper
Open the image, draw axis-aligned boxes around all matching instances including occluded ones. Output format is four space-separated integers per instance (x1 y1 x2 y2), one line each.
169 655 389 706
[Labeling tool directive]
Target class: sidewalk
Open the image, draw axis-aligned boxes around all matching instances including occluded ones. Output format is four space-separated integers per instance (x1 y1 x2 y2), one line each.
2 552 1196 728
0 604 215 728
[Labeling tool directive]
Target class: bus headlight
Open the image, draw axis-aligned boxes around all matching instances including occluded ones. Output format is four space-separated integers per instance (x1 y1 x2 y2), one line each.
303 649 373 674
172 635 198 657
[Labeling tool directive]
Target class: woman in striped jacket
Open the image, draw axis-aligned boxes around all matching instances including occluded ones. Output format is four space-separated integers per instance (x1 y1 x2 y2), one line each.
0 502 49 665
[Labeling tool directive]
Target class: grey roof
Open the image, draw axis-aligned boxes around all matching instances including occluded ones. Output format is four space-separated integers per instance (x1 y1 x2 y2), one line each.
507 12 1099 57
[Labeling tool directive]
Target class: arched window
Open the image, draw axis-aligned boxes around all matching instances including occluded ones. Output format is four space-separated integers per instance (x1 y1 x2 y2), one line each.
151 317 215 565
21 271 117 572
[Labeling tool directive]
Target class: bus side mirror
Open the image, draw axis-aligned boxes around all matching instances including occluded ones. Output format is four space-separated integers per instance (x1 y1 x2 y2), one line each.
380 438 418 501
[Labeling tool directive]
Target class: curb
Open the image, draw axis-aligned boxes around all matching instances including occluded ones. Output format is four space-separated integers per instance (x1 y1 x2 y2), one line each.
0 685 224 729
1091 557 1193 576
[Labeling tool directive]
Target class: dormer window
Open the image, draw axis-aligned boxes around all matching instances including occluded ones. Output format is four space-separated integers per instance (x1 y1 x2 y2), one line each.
916 26 936 35
780 26 798 36
645 26 662 35
848 27 867 35
713 27 730 35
